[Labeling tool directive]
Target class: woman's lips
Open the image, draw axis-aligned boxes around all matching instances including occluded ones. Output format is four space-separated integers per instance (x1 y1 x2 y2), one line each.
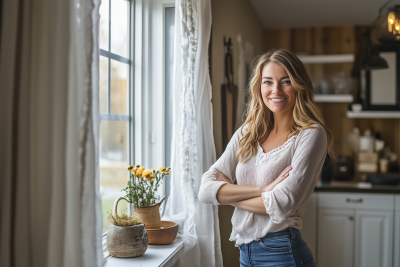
269 98 287 103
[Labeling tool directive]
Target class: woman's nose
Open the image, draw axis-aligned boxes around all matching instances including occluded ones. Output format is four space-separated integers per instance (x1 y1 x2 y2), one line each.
271 82 281 93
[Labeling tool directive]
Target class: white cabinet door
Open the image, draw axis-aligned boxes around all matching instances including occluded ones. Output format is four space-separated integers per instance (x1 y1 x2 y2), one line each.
355 210 393 267
317 209 354 267
394 211 400 267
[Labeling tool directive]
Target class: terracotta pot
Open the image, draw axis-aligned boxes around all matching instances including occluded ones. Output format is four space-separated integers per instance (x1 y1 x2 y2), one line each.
107 223 148 258
114 196 165 229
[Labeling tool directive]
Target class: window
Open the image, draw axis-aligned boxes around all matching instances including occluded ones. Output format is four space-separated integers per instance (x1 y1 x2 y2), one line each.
99 0 132 232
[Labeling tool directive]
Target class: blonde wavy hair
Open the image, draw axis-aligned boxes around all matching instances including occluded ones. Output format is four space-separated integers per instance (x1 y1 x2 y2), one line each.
237 49 334 163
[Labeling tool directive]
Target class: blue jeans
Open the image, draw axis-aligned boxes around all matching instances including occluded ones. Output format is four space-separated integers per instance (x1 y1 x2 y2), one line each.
239 228 316 267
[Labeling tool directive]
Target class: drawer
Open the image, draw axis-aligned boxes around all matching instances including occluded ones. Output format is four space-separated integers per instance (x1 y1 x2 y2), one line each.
396 195 400 211
318 193 394 210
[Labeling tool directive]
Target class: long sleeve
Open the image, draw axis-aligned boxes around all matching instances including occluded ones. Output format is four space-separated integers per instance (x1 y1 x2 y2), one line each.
198 128 242 205
262 125 327 224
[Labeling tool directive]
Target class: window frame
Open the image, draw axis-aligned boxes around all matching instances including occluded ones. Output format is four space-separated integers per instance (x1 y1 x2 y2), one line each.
102 0 175 256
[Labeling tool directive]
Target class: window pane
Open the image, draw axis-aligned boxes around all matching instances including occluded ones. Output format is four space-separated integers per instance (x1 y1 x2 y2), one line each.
100 56 109 113
99 121 129 232
164 7 175 205
99 0 109 51
111 0 129 57
110 60 128 114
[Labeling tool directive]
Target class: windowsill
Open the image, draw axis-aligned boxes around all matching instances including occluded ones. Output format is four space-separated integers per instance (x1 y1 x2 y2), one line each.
105 236 184 267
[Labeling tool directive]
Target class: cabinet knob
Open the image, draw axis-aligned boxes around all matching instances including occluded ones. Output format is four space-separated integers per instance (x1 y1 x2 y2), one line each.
346 198 363 203
349 216 354 221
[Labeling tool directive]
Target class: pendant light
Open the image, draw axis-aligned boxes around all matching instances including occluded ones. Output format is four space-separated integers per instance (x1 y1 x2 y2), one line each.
360 29 389 70
375 4 400 43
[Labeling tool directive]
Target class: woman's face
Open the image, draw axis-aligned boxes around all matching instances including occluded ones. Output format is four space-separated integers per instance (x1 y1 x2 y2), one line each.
260 62 296 114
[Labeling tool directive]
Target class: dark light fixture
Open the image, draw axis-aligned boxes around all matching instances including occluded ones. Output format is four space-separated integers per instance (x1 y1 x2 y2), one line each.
361 37 389 70
359 0 399 70
360 29 389 70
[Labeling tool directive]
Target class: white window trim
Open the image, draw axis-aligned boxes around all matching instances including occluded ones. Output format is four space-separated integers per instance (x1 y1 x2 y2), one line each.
133 0 175 195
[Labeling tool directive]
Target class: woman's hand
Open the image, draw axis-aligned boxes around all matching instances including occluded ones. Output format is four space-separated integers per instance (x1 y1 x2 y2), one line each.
262 165 292 192
215 169 232 184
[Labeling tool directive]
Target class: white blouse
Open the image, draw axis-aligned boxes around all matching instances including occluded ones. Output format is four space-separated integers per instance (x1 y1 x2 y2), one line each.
198 124 327 247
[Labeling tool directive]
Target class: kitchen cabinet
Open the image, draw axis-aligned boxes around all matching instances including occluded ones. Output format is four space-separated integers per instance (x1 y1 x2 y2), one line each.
395 195 400 267
355 210 393 267
317 209 354 267
316 192 395 267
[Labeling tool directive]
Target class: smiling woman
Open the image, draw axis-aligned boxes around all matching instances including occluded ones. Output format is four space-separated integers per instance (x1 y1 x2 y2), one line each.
198 49 335 267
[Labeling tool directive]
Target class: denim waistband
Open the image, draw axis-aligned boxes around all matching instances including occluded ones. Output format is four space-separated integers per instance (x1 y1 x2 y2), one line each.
260 228 300 241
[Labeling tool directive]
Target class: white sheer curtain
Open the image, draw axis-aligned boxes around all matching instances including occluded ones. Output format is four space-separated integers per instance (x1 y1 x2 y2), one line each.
0 1 103 267
163 0 223 266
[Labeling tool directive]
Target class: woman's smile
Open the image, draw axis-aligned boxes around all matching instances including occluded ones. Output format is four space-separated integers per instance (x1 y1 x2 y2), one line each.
268 97 287 103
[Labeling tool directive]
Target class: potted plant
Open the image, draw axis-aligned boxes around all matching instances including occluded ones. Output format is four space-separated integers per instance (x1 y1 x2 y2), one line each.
113 165 179 244
117 165 171 228
106 210 148 258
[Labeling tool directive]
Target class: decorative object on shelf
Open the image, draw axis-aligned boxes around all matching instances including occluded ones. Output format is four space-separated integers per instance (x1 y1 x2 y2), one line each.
331 72 353 94
362 45 400 111
106 208 148 258
221 37 238 149
351 103 362 112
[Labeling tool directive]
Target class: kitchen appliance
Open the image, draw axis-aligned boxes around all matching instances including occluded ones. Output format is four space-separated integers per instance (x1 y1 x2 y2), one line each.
367 173 400 186
332 156 354 181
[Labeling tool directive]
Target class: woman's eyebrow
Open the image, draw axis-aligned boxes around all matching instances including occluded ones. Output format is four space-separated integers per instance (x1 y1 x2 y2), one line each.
262 76 289 80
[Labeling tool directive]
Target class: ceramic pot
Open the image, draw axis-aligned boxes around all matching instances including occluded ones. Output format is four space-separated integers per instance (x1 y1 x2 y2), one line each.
114 196 165 229
107 223 148 258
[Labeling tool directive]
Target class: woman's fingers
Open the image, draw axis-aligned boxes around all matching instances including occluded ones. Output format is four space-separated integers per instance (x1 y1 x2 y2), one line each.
271 165 292 185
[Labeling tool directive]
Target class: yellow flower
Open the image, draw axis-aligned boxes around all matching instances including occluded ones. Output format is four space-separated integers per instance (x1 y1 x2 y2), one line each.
142 169 152 178
130 168 137 175
134 164 141 169
136 166 145 177
127 165 133 170
159 167 166 172
150 170 155 178
164 167 172 176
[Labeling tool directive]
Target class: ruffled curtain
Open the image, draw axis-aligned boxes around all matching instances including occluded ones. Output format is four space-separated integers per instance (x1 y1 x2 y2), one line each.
0 0 103 266
163 0 223 266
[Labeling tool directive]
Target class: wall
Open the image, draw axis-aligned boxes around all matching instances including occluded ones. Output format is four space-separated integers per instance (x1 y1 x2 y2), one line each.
211 0 265 266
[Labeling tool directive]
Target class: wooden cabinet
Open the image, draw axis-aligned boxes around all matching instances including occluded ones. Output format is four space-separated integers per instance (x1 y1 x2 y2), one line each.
314 192 395 267
317 209 354 267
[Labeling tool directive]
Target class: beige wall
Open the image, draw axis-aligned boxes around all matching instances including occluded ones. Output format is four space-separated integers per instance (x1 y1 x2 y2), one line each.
211 1 265 266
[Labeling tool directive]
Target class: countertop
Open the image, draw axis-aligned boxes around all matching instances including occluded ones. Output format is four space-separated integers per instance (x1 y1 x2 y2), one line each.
314 181 400 194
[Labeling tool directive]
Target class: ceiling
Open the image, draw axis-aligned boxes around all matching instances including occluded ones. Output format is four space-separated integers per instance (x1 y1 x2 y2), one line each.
249 0 400 29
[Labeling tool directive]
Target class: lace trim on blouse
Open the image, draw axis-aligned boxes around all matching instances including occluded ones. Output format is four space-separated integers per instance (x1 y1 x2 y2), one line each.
256 135 298 165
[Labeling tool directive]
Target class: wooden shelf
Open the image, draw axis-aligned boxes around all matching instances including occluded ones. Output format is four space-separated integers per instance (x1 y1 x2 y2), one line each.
347 111 400 119
297 54 355 64
314 94 353 103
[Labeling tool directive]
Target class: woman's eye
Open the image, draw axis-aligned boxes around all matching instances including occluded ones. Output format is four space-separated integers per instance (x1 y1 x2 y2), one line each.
263 80 271 85
283 80 291 85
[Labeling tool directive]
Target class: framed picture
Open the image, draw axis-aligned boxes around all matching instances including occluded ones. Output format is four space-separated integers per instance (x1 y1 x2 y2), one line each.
364 45 400 110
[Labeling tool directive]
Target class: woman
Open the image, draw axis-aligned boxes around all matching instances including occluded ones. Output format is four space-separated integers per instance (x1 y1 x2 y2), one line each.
198 49 334 267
